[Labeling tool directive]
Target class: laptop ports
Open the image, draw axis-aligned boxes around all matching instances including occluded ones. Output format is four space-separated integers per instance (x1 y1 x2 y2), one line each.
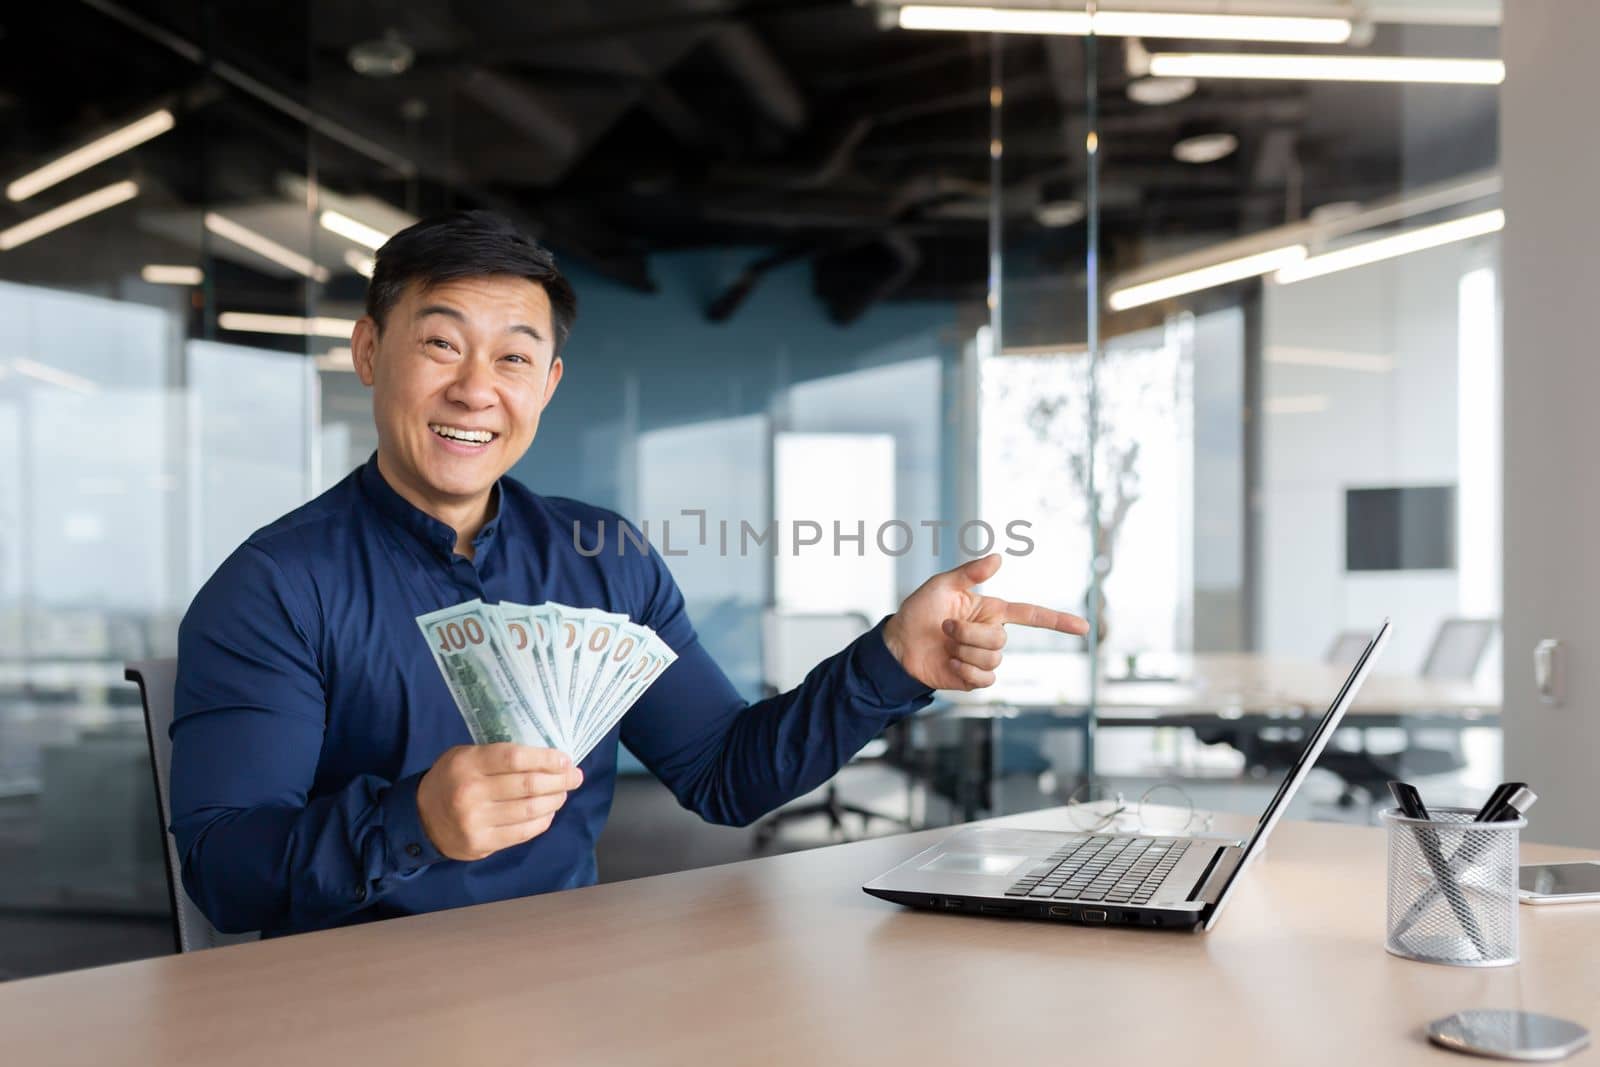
1082 908 1108 922
977 902 1019 915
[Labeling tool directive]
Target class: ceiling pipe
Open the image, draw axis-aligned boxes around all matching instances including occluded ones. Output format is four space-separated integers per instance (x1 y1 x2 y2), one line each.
707 23 808 133
815 231 922 324
458 67 583 164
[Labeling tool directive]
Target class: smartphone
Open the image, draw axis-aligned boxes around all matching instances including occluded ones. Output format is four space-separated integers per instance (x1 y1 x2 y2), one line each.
1518 861 1600 904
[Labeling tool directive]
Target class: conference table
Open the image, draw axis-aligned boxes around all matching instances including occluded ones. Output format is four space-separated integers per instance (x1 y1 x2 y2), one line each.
920 651 1501 816
938 650 1501 720
3 807 1594 1066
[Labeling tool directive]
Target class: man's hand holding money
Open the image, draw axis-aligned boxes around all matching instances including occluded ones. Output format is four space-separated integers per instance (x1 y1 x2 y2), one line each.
416 743 585 861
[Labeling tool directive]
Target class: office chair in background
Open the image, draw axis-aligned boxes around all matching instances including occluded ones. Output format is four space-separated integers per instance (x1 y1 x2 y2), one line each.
1325 630 1373 669
1421 617 1498 680
1199 620 1496 808
1200 628 1376 769
126 659 258 953
751 611 912 849
1319 617 1496 805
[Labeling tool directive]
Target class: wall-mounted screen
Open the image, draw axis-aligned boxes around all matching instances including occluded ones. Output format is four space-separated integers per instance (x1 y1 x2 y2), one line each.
1345 486 1456 571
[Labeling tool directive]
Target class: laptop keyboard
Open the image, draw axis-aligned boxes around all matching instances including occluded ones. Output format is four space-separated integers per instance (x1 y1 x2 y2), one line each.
1003 834 1192 906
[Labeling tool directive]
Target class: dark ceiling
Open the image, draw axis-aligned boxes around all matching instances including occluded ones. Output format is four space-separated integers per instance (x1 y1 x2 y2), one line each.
0 1 1499 325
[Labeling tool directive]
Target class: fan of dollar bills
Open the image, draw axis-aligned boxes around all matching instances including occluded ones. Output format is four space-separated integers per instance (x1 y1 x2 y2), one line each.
417 599 677 765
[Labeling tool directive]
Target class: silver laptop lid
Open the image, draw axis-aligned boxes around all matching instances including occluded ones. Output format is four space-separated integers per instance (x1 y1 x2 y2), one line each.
1200 619 1391 931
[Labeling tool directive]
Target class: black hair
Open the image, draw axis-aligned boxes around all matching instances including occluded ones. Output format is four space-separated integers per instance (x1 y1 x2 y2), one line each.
365 209 578 354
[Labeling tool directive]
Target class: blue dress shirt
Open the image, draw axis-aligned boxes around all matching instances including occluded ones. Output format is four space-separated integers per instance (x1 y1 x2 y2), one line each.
170 455 933 937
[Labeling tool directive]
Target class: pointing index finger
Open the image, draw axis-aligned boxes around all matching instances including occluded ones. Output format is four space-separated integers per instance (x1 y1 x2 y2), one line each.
1000 601 1089 635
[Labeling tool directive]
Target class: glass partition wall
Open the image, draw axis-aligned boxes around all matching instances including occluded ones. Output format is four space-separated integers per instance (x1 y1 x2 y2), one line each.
961 2 1503 820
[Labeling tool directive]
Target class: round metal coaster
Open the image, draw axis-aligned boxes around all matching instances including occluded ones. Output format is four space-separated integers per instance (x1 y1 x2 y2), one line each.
1426 1011 1590 1061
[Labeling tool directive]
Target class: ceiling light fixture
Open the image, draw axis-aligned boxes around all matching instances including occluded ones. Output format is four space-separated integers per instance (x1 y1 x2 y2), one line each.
0 180 140 251
1034 199 1085 228
1264 394 1330 415
1266 346 1395 374
1173 131 1238 164
141 264 203 286
320 209 389 250
1148 52 1504 85
6 109 174 202
12 358 98 394
348 29 415 78
1274 209 1504 284
1109 244 1306 311
894 6 1352 43
316 347 357 373
1127 75 1197 106
205 212 331 283
344 249 376 278
217 312 358 338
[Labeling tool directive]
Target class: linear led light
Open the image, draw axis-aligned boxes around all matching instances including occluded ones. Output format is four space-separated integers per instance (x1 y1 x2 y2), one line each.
0 180 140 251
895 6 1351 43
343 249 376 278
320 209 389 250
217 312 358 338
1266 346 1394 374
1264 394 1330 416
205 212 331 283
1108 245 1306 311
1274 210 1504 284
6 109 174 202
316 346 357 372
1148 52 1504 85
12 357 98 394
141 264 203 286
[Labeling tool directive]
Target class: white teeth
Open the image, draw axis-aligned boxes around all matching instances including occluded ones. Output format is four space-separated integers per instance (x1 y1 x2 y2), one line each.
430 424 495 444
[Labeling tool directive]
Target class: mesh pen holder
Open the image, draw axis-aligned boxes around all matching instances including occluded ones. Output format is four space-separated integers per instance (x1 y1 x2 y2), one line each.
1383 806 1525 968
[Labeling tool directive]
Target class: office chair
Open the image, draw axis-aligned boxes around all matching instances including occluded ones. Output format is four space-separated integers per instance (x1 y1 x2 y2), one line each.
127 659 259 953
1198 625 1420 804
1318 618 1496 806
1325 630 1373 670
1421 617 1498 680
1189 630 1376 771
751 611 912 848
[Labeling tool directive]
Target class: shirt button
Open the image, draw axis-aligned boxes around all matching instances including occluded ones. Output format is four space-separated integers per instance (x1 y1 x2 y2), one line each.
405 843 423 859
355 886 368 902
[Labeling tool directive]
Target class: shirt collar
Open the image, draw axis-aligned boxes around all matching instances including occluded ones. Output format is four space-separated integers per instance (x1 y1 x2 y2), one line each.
356 453 503 561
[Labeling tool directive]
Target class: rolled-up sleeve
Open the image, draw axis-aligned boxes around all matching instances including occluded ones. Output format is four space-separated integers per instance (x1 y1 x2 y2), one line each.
170 545 442 935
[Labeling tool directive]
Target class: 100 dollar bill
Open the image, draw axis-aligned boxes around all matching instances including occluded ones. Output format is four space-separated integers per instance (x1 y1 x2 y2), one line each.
417 600 558 749
497 603 570 752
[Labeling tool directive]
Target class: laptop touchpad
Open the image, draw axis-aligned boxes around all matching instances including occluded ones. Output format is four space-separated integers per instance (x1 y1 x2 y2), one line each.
919 851 1031 876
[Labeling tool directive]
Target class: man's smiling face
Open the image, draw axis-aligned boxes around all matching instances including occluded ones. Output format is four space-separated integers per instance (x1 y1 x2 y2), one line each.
353 274 563 522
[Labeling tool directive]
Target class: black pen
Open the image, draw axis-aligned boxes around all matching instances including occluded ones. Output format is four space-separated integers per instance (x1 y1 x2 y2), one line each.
1470 782 1526 824
1390 785 1537 947
1480 785 1536 827
1388 781 1488 958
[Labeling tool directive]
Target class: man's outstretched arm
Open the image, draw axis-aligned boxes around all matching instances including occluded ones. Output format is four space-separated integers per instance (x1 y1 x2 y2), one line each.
621 549 1086 827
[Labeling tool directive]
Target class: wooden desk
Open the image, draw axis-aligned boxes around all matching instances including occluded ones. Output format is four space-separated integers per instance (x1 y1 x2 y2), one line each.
3 810 1595 1066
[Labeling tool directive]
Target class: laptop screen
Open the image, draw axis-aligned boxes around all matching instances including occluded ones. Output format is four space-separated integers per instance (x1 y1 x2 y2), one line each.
1201 619 1391 930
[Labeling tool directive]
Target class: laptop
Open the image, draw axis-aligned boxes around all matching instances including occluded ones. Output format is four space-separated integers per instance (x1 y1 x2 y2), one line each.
863 620 1390 932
